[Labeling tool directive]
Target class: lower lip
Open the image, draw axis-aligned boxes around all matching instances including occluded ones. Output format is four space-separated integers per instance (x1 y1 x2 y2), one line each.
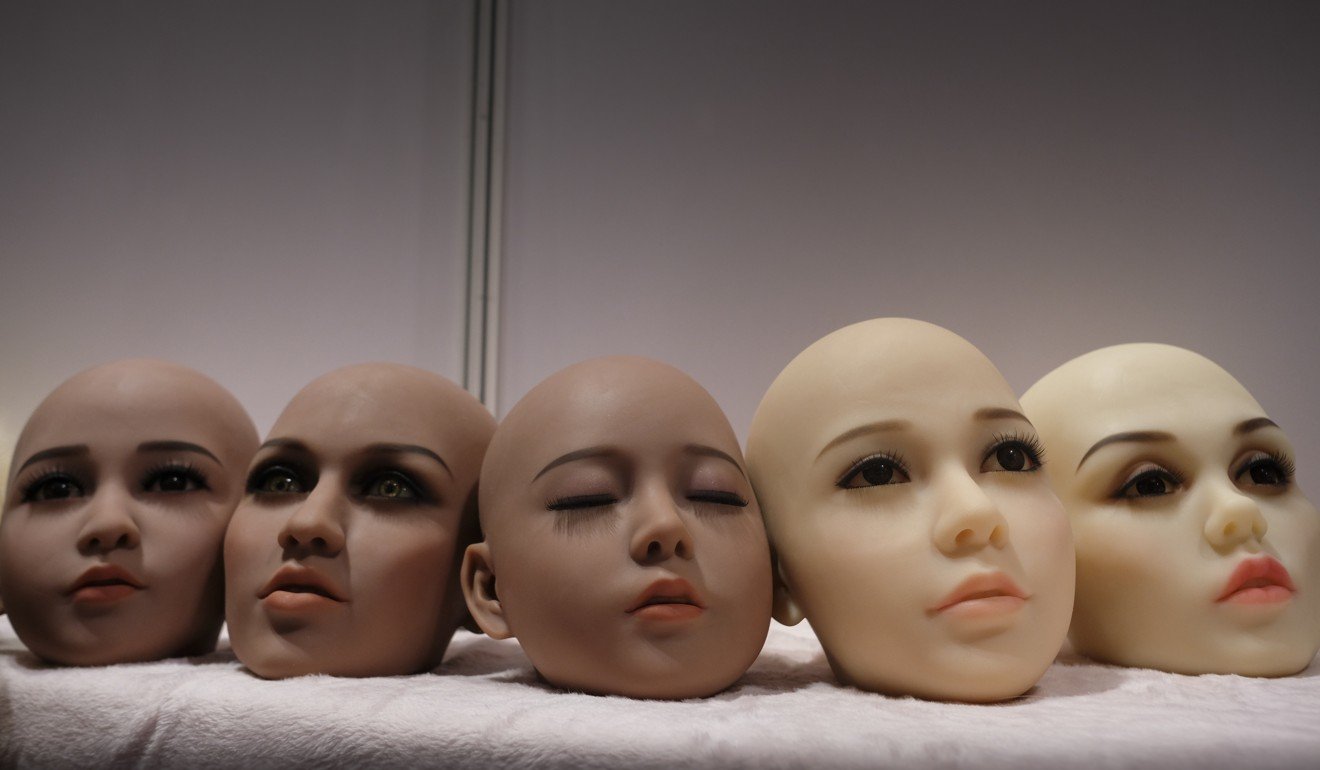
939 595 1026 619
1221 585 1293 605
71 583 138 604
262 590 342 612
631 603 703 621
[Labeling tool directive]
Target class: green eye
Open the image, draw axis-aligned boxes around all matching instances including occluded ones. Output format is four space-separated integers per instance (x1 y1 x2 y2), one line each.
364 472 419 501
250 466 305 495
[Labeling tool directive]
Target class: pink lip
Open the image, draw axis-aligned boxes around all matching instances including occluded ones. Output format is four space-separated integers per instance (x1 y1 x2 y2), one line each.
1216 556 1295 605
930 572 1030 615
627 577 705 621
68 564 145 604
258 565 348 604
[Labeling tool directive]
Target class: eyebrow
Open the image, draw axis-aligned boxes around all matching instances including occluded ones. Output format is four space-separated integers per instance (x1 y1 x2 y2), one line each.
16 444 90 474
532 446 620 482
683 443 746 474
816 420 911 461
137 440 222 466
1234 417 1279 436
1076 431 1176 471
361 442 452 477
974 407 1032 423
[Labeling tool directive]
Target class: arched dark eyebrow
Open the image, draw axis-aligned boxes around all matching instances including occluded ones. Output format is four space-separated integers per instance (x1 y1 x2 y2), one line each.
532 446 621 482
16 444 90 474
137 440 222 466
1234 417 1279 436
1076 431 1175 471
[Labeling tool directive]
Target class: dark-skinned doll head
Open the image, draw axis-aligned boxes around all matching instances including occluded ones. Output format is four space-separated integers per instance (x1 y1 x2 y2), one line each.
462 356 773 699
0 359 258 665
224 363 495 678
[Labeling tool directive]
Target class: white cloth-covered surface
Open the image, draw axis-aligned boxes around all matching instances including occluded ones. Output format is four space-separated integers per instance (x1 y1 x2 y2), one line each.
1 616 1317 769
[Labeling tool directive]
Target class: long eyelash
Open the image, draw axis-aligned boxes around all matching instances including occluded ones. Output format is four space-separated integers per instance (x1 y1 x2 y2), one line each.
1113 464 1185 499
688 490 749 508
1237 450 1297 482
357 469 433 504
18 465 81 502
837 451 907 487
142 460 210 491
546 493 618 511
985 431 1047 467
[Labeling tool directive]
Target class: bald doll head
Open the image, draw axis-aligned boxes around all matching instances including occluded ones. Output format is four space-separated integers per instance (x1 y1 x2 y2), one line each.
463 356 772 699
224 363 494 679
746 319 1074 702
1022 344 1320 676
0 359 258 665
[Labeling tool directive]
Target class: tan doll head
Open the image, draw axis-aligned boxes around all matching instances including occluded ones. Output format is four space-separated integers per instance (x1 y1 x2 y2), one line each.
224 363 494 679
1022 343 1320 676
0 359 258 665
746 319 1074 702
463 356 772 699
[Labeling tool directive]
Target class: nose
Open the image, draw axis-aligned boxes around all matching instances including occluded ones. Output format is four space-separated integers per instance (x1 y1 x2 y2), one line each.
277 485 347 558
932 466 1009 555
1203 483 1268 550
76 485 142 555
628 483 695 565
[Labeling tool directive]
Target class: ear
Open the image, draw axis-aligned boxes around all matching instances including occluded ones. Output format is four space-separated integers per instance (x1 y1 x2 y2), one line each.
460 542 512 639
770 552 805 626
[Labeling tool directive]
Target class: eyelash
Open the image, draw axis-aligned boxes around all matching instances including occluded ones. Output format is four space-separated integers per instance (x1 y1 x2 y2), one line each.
1113 463 1185 500
19 465 87 503
837 451 909 488
545 490 748 512
355 469 431 503
141 461 210 493
247 462 311 496
982 432 1046 472
1233 450 1296 487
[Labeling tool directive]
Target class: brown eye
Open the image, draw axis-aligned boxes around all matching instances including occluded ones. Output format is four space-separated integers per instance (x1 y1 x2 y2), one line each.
144 466 208 493
838 455 910 489
23 473 85 502
981 436 1044 474
1117 467 1181 499
1235 451 1294 489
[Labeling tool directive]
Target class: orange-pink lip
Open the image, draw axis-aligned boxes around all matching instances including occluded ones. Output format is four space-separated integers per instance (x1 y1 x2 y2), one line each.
258 565 348 605
930 572 1030 615
627 577 705 621
68 564 145 604
1216 556 1295 605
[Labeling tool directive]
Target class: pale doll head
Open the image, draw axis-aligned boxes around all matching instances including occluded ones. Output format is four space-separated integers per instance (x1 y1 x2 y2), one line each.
1021 344 1320 676
0 359 258 665
746 319 1074 702
463 356 773 699
224 363 494 679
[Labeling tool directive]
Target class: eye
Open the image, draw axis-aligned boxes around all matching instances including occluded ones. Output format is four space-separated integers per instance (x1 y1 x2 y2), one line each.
981 436 1044 474
1235 451 1295 489
249 465 306 495
687 490 748 508
21 472 86 503
546 493 618 511
363 471 420 501
143 464 209 494
1116 465 1182 499
838 454 910 489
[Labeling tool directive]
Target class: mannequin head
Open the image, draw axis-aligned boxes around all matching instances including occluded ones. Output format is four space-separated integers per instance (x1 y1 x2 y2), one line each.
1021 344 1320 675
224 363 494 679
463 356 772 699
746 319 1074 702
0 359 258 665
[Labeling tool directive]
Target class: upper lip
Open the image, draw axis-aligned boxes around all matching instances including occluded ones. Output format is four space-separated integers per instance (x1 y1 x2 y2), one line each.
930 571 1029 613
1216 556 1295 602
258 565 348 602
626 577 705 613
67 564 145 595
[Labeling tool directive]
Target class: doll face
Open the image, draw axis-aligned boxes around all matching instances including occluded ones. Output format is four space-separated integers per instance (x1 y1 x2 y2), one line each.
746 319 1074 702
0 359 257 665
1022 344 1320 675
224 364 493 679
465 357 772 699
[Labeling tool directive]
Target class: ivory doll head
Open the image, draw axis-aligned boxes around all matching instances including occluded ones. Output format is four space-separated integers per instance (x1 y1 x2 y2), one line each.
1021 343 1320 675
463 356 772 699
746 318 1074 702
224 363 494 678
0 359 258 665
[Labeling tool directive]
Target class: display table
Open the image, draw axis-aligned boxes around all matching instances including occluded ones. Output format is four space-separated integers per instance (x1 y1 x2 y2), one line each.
2 616 1316 768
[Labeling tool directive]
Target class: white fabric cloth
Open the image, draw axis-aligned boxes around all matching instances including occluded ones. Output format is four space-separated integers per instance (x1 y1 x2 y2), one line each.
1 615 1317 769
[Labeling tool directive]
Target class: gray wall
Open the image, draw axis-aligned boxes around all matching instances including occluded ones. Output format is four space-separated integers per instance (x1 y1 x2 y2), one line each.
498 0 1320 479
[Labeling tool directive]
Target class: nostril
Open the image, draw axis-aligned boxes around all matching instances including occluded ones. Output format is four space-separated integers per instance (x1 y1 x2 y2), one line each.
646 540 661 559
954 529 973 547
1224 522 1238 538
675 541 689 559
989 525 1007 548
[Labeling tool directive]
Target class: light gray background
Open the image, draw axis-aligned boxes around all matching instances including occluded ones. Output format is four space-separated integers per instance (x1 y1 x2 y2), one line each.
2 1 1318 483
498 0 1320 479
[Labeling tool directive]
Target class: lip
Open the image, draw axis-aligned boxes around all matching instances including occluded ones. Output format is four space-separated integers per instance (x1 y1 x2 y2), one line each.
1216 556 1295 605
930 572 1030 616
626 577 705 621
258 564 348 610
67 564 146 604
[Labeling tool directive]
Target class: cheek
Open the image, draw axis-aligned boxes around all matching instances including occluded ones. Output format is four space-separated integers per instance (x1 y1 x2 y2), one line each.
693 514 772 598
1001 488 1074 574
347 519 455 612
1067 497 1196 594
1265 498 1320 591
494 522 621 621
0 514 82 587
223 504 284 577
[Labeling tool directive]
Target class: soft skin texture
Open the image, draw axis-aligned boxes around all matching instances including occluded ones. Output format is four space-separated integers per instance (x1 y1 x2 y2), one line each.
224 363 494 679
0 359 258 665
745 319 1075 702
463 356 772 699
1021 344 1320 676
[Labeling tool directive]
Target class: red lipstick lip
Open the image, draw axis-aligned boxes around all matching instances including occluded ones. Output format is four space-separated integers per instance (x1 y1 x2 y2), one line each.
626 577 705 614
258 565 347 603
1216 556 1295 603
67 564 145 595
930 572 1029 614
